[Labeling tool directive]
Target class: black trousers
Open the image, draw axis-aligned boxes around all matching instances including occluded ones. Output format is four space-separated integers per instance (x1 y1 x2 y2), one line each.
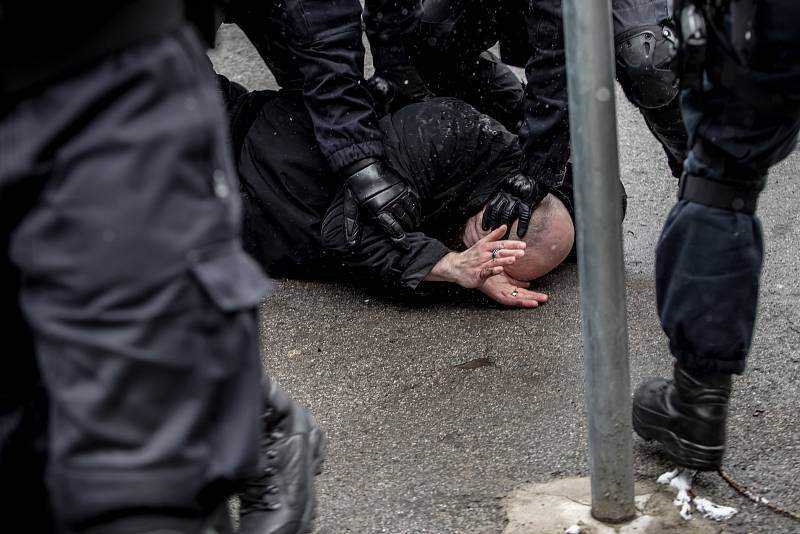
415 50 526 132
0 26 268 531
656 0 800 374
412 0 527 131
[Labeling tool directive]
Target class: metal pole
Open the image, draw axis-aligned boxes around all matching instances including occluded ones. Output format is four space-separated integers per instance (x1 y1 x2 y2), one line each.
562 0 636 524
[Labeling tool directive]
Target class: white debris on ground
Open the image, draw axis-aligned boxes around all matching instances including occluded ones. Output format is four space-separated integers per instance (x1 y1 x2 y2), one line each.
656 468 680 485
656 468 738 522
668 469 694 520
564 525 583 534
694 497 738 521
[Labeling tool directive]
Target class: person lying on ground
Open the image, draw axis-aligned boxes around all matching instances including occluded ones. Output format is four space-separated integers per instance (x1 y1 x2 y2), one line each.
219 76 580 307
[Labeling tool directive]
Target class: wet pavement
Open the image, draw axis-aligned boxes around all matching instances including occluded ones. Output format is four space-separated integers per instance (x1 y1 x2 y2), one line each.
210 24 800 534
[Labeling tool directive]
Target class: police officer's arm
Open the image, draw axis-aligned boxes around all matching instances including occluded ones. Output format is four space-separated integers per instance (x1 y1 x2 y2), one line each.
483 0 570 237
268 0 380 171
283 0 422 249
225 0 421 247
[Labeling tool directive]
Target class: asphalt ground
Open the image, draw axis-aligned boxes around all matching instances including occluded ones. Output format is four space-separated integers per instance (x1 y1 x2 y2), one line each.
210 24 800 534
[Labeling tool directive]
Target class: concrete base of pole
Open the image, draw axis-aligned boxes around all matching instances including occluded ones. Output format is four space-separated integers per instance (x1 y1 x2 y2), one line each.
502 477 725 534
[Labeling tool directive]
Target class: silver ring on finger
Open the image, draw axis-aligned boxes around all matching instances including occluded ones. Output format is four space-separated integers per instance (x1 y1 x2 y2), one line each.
491 248 500 260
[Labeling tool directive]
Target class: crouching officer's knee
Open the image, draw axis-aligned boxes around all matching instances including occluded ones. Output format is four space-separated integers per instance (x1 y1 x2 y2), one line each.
615 23 680 110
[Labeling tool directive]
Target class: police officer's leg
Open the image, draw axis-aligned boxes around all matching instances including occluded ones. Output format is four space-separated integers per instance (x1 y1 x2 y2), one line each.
613 0 687 177
413 0 524 131
415 51 524 132
461 52 526 133
218 88 330 533
636 100 687 178
633 0 800 468
238 379 326 534
497 0 531 69
8 26 267 532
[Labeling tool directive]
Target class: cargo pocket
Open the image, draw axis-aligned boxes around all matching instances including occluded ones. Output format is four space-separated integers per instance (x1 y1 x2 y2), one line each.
188 241 272 311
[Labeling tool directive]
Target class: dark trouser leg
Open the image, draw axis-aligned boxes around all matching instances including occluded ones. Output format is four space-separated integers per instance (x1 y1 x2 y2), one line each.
612 0 688 177
638 99 687 178
519 0 570 185
658 91 799 374
2 26 268 532
416 50 524 132
413 0 525 130
656 202 764 374
468 51 525 132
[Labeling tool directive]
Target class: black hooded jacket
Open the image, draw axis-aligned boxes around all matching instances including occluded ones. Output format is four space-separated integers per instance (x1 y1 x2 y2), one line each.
220 76 530 290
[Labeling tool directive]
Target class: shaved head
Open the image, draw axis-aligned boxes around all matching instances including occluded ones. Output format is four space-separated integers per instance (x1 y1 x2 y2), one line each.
462 194 575 281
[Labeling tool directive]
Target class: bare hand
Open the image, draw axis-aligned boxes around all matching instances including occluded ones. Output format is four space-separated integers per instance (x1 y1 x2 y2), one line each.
441 225 527 288
478 272 549 308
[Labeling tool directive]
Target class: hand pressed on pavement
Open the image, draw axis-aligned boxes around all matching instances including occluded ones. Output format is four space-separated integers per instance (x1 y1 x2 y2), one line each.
478 272 548 308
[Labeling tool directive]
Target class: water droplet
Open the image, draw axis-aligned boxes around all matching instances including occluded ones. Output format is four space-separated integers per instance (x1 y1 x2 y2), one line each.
214 182 229 198
213 169 229 198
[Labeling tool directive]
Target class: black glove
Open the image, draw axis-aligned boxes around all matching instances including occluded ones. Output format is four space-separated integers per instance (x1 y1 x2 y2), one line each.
343 159 421 251
481 174 548 239
370 64 434 111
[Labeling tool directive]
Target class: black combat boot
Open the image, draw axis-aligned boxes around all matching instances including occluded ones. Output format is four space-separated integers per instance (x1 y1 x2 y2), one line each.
238 382 326 534
633 363 732 471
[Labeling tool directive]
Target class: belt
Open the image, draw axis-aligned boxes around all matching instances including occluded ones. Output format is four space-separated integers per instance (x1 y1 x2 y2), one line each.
678 173 759 214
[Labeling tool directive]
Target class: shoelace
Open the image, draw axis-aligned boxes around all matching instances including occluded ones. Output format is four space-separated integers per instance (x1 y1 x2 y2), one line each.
239 429 286 513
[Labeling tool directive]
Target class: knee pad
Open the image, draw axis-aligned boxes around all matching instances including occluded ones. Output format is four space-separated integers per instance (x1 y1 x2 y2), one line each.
615 24 680 110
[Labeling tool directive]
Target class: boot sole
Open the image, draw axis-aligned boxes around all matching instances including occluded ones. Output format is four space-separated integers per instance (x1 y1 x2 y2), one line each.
633 404 724 471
